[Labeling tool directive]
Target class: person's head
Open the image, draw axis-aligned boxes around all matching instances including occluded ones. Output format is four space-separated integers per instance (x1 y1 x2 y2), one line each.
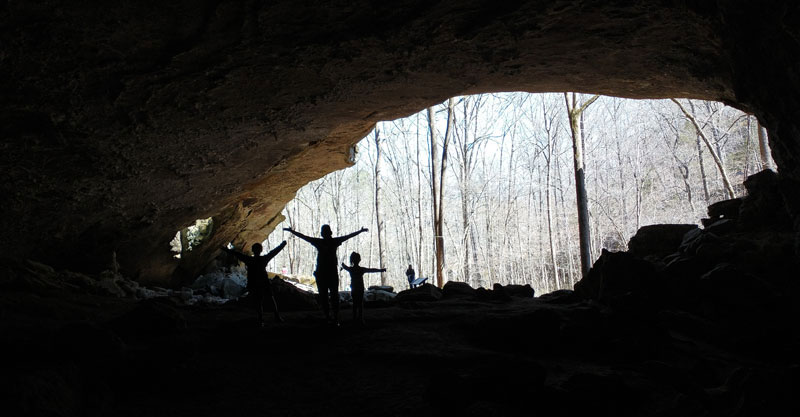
321 224 332 238
350 251 361 265
251 243 263 255
408 264 412 269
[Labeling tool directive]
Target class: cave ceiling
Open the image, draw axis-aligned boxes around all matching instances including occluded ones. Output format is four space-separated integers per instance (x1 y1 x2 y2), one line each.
1 0 798 285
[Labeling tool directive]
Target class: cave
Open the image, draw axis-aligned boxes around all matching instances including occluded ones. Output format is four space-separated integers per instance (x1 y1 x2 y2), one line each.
2 1 799 416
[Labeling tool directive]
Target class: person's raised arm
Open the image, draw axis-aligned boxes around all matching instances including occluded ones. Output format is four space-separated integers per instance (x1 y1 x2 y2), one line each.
283 227 315 243
363 267 386 274
336 227 368 243
341 263 351 272
221 246 249 262
262 240 287 262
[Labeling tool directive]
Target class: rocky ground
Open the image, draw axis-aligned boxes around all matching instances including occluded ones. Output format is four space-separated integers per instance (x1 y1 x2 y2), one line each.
2 170 799 417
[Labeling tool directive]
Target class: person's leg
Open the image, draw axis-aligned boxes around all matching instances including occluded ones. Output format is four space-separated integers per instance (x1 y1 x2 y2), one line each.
329 276 340 325
269 296 283 322
316 274 330 320
253 289 264 326
265 283 283 322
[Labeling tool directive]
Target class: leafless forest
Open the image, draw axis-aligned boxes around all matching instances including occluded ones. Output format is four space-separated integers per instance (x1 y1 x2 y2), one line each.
262 93 774 295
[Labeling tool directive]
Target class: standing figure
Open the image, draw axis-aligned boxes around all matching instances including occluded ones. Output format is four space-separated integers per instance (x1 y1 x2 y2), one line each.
341 252 385 325
405 265 416 288
284 225 367 325
221 241 287 326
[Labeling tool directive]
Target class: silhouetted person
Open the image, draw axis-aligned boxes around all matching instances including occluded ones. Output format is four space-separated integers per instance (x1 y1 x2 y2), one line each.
221 241 286 326
284 225 367 325
341 252 385 325
406 265 415 288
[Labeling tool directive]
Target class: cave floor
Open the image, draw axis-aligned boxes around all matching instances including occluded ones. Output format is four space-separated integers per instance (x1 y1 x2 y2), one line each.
2 290 797 417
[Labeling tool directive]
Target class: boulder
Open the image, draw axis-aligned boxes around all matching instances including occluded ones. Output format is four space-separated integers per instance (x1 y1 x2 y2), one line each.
499 283 535 298
702 218 737 235
221 279 245 299
738 170 792 230
698 264 780 312
270 277 318 311
338 290 353 306
707 198 742 220
442 281 476 299
396 283 442 302
627 224 698 260
364 288 396 303
368 285 394 293
538 289 580 304
574 249 658 301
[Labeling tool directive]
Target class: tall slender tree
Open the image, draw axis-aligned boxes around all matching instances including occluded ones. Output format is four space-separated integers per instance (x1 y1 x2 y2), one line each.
564 92 599 277
428 98 455 287
372 127 387 285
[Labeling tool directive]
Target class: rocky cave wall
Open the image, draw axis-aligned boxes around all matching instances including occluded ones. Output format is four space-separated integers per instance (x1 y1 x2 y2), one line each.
1 0 799 286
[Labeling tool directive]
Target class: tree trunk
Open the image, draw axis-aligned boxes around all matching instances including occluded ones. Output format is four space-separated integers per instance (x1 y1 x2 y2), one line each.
373 128 387 285
428 107 439 285
672 99 736 199
428 99 454 289
543 100 559 289
435 97 454 287
179 227 190 256
757 120 774 171
416 113 424 278
565 93 598 277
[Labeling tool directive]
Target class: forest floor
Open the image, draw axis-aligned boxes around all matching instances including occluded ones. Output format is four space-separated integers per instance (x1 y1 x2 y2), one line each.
3 285 797 417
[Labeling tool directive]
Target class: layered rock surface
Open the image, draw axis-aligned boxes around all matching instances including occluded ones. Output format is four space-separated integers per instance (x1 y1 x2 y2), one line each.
3 1 800 286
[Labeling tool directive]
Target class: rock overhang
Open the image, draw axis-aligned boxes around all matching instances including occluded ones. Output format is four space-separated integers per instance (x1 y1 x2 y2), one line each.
1 0 798 286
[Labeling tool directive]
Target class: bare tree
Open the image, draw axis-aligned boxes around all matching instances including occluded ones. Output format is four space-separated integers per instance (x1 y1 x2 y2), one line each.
564 92 599 277
372 127 387 285
757 120 775 171
671 99 736 199
427 98 455 288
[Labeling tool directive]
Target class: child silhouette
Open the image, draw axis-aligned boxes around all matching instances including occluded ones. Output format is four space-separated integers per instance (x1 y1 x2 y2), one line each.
341 251 385 325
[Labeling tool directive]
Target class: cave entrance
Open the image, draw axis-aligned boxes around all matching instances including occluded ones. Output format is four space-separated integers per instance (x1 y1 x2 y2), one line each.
263 92 774 295
170 217 214 259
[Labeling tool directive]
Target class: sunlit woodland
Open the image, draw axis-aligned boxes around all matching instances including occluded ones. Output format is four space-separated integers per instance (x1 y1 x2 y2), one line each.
261 93 774 295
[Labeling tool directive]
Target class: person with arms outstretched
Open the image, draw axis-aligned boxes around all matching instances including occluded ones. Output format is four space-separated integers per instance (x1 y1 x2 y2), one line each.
284 225 367 325
342 252 385 325
221 241 287 326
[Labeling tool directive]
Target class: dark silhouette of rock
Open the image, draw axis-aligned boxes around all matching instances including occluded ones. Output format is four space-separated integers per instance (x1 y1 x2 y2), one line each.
538 289 580 304
395 283 443 302
574 249 658 301
739 170 793 231
499 283 535 298
491 283 513 301
707 197 742 220
627 224 698 261
442 281 476 299
367 285 393 293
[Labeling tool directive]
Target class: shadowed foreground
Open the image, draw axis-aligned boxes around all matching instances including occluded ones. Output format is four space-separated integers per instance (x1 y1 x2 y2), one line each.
2 170 799 416
2 284 797 417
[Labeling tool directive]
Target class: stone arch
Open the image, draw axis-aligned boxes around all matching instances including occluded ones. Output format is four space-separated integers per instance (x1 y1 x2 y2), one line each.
1 1 798 285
